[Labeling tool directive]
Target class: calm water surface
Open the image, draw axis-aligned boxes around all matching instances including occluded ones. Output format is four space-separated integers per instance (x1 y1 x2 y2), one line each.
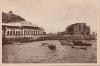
2 40 97 63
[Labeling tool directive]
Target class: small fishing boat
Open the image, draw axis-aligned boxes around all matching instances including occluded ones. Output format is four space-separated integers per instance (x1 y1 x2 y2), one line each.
71 40 92 49
71 45 87 49
48 44 56 50
41 43 48 46
73 40 92 46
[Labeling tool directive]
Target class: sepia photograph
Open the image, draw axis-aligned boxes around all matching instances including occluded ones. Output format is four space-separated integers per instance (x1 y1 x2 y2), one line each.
1 0 99 65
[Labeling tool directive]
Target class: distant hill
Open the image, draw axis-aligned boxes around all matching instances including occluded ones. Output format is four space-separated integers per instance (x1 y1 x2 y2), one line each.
2 11 25 23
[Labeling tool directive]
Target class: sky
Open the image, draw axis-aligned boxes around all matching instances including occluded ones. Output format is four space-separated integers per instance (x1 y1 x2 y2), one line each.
1 0 97 33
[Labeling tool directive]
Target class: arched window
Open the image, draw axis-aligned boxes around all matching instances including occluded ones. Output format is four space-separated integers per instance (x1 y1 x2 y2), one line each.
16 31 18 35
36 31 38 35
28 31 29 35
24 30 25 35
34 31 36 35
43 31 46 34
38 31 40 35
18 31 20 35
28 31 30 35
13 31 15 35
26 31 27 35
26 31 28 35
32 31 33 35
36 31 37 35
34 31 35 35
10 31 12 35
7 31 9 35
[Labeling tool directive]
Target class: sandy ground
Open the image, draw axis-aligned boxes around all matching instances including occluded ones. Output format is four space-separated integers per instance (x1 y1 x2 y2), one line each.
2 40 97 63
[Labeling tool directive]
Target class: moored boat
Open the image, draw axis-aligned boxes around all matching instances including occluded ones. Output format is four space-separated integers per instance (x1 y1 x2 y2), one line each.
71 45 87 49
71 40 92 49
72 40 92 46
48 44 56 50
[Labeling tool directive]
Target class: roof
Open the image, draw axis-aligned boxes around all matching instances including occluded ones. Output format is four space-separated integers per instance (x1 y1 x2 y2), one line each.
2 21 44 30
2 22 22 27
2 21 38 27
2 11 25 23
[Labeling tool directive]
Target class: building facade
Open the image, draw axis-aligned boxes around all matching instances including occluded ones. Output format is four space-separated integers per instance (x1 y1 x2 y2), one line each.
2 21 46 44
2 11 46 44
65 23 90 35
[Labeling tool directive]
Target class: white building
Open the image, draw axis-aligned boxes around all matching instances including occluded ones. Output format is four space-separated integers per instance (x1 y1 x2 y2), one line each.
2 21 46 43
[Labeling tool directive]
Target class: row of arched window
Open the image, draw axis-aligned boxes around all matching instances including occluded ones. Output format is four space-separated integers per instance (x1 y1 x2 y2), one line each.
24 30 43 35
7 31 21 35
6 30 43 35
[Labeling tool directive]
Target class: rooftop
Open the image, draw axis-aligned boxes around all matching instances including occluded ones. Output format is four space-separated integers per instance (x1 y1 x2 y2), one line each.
2 11 25 23
2 21 44 30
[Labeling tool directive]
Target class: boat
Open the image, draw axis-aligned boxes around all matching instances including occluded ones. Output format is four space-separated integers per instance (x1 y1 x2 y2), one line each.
71 40 92 49
41 43 48 46
48 44 56 50
71 45 87 49
72 40 92 46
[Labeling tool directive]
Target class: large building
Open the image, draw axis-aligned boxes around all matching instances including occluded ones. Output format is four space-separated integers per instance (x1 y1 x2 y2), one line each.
65 23 90 35
2 11 46 44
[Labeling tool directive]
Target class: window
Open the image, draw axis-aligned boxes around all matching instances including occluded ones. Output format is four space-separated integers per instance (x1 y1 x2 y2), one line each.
27 31 28 35
36 31 38 35
16 31 18 35
18 31 20 35
28 31 29 35
10 31 12 35
81 32 83 34
79 26 81 31
13 31 15 35
38 31 39 35
36 31 37 35
28 31 30 35
34 31 35 35
24 30 25 35
34 31 36 35
26 31 27 35
7 31 9 35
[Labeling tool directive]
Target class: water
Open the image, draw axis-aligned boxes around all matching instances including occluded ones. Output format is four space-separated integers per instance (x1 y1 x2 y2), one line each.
2 40 97 63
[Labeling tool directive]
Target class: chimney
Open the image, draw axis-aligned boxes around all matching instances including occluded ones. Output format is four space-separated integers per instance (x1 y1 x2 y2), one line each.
9 11 13 14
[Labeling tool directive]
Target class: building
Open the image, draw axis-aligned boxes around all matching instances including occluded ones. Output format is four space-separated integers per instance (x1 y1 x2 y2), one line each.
2 11 46 44
65 23 90 35
2 21 46 44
